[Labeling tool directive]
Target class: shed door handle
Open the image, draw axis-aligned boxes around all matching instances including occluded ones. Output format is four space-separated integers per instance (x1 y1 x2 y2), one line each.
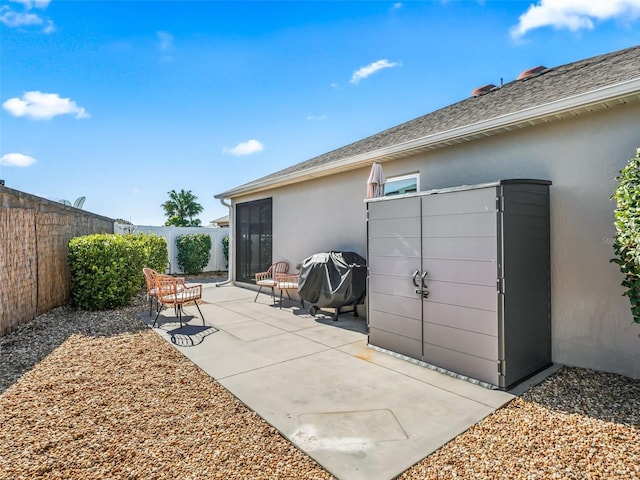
412 270 420 287
421 270 428 288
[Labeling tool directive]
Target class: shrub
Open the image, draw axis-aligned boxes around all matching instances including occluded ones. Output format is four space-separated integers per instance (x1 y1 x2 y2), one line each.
69 234 141 310
611 147 640 324
222 236 229 268
130 234 169 278
68 233 168 310
176 233 211 274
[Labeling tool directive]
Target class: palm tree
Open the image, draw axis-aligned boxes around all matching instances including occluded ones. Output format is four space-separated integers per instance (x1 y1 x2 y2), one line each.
161 189 203 227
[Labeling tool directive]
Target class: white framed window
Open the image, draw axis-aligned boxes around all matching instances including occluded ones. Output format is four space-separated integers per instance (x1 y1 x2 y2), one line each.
384 173 420 196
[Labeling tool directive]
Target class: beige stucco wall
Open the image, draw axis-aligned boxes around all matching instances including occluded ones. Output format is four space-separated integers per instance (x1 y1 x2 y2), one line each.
231 100 640 378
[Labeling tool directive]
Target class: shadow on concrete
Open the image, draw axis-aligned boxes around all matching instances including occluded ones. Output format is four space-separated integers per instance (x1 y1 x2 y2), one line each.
166 324 219 347
276 299 368 335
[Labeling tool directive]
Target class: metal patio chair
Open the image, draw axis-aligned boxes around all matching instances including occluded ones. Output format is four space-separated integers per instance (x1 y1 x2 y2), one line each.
142 268 185 316
275 272 304 309
153 276 204 328
254 261 289 304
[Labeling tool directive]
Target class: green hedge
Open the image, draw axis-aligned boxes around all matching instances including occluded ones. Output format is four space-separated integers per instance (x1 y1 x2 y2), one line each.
130 234 169 279
68 233 168 310
612 147 640 324
176 233 211 274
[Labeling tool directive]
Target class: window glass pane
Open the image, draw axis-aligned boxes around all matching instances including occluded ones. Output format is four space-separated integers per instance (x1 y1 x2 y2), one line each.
385 177 418 196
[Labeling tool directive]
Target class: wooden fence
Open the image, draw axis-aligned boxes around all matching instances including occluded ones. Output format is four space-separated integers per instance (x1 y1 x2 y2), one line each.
0 185 114 336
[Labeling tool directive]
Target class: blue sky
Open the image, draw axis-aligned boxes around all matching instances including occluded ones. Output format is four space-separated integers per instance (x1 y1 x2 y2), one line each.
2 0 640 225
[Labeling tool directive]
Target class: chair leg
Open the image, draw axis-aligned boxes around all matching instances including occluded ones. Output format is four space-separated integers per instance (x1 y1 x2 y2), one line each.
279 289 291 309
254 285 263 302
193 300 205 325
153 304 164 327
176 305 183 328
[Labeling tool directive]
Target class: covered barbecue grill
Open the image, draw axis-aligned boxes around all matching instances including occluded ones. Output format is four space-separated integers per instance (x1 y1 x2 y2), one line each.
297 251 367 320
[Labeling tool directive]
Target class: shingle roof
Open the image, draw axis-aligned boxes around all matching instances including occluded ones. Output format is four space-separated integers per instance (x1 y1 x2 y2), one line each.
217 45 640 198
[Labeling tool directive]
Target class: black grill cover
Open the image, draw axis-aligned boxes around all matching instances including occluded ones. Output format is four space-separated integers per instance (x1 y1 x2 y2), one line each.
297 251 367 308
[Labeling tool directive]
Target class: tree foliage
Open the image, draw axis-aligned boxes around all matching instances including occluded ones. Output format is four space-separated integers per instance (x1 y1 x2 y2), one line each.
161 189 203 227
611 148 640 324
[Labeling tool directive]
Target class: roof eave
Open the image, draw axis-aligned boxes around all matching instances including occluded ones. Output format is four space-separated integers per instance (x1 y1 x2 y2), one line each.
215 77 640 200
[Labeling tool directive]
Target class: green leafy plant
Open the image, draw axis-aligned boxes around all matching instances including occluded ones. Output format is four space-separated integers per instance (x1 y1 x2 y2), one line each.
176 233 211 274
68 233 168 310
611 147 640 324
130 234 169 279
69 234 141 310
222 236 229 268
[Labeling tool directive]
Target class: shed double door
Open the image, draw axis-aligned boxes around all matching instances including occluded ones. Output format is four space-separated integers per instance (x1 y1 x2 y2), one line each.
367 181 551 389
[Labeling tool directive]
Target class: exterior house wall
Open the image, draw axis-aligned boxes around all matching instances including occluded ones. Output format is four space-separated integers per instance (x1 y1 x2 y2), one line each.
231 168 370 278
231 100 640 378
273 169 370 264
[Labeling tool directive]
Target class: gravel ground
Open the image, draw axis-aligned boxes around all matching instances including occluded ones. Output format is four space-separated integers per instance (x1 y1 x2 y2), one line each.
1 294 639 479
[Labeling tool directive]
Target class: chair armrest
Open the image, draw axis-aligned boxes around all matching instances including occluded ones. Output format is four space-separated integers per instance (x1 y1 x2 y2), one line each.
178 284 202 302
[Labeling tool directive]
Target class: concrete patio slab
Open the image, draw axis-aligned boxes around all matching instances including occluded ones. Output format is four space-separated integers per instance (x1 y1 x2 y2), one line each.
338 340 513 410
294 324 366 348
142 284 515 480
258 312 324 332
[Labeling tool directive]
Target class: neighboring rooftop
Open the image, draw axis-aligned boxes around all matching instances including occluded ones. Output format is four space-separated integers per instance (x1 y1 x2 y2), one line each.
216 45 640 199
209 215 230 227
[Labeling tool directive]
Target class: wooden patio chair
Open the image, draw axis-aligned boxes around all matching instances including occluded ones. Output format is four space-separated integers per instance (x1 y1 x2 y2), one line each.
142 268 185 317
275 272 304 309
153 276 203 328
254 261 289 303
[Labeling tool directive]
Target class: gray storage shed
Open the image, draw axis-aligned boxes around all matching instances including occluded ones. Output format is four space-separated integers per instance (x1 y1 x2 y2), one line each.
366 179 552 389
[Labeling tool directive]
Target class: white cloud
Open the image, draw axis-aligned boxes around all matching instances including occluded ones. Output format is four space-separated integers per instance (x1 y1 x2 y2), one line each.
223 139 264 156
307 114 328 121
0 152 37 167
0 7 42 27
3 91 90 120
392 2 403 10
10 0 51 8
511 0 640 38
42 18 54 33
157 30 173 51
350 59 400 84
0 0 54 33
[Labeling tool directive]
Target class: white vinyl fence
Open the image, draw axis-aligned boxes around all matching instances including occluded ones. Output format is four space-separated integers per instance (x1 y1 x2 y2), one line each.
114 223 229 274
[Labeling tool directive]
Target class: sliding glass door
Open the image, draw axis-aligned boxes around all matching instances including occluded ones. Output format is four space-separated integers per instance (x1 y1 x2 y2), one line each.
235 198 272 283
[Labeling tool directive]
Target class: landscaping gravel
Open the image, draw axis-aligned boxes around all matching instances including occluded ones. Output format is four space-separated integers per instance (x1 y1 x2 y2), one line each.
1 295 639 479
